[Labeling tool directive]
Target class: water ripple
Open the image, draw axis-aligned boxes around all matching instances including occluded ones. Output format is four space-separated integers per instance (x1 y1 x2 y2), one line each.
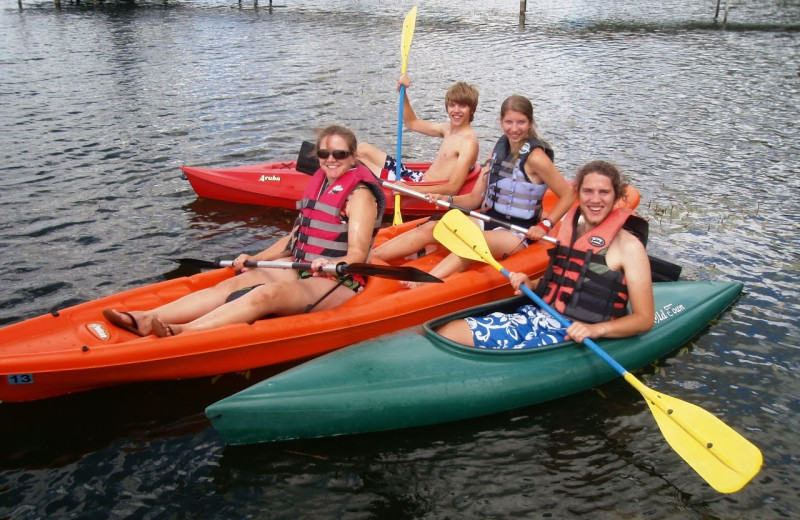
1 1 798 518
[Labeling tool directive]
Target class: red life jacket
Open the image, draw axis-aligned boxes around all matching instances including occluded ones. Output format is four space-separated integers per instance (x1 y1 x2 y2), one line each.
535 206 634 323
291 165 386 262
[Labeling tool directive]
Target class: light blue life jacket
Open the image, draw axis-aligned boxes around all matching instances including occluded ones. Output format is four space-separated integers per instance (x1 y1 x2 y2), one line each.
484 135 554 228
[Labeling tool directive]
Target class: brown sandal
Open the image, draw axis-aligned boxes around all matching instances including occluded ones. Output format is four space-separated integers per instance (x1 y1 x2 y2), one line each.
151 319 175 338
102 309 146 337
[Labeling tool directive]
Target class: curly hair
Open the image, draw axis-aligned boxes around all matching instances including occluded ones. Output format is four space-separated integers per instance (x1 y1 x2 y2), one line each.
575 160 627 201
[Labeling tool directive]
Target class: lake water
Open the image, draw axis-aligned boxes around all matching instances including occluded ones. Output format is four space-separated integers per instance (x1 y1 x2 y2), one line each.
1 0 798 518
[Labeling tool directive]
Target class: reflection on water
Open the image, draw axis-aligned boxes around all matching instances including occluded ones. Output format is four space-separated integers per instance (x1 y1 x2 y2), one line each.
0 0 798 518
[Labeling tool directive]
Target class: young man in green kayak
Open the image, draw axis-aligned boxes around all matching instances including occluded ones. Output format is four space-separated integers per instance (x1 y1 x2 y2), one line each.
437 160 655 348
357 74 480 195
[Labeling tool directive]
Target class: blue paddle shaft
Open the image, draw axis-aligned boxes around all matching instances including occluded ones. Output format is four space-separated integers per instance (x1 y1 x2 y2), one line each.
499 267 629 377
396 85 406 181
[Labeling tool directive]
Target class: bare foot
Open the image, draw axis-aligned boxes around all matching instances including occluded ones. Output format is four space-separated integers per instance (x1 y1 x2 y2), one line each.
400 280 428 290
151 318 177 338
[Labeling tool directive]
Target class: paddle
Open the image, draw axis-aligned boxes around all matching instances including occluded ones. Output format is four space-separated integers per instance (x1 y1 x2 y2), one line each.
383 178 556 245
392 6 419 226
432 209 762 493
382 179 682 282
170 258 443 283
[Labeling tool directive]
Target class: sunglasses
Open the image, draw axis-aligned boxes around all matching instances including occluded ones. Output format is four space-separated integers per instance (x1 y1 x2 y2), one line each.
316 149 352 160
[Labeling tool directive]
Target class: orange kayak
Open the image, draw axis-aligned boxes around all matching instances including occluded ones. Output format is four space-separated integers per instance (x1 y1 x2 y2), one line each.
181 161 482 215
0 187 639 403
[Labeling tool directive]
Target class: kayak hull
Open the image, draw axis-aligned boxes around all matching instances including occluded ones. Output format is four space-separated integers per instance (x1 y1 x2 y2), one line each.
205 281 743 445
181 161 483 215
0 220 548 403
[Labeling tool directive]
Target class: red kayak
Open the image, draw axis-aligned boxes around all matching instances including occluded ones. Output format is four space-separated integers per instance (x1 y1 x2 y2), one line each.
181 160 482 215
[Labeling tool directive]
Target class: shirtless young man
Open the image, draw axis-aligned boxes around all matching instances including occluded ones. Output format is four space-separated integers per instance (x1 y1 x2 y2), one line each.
437 160 654 349
357 74 479 195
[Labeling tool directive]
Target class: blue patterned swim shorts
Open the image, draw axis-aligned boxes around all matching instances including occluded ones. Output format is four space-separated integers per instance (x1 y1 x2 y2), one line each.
382 155 425 182
466 305 567 349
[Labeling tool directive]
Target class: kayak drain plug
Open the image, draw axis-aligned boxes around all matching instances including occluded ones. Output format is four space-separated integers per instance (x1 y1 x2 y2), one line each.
82 346 89 352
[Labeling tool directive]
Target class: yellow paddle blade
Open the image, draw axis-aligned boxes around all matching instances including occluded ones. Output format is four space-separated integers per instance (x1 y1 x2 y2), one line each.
393 193 404 225
433 210 504 270
624 373 762 493
400 6 418 74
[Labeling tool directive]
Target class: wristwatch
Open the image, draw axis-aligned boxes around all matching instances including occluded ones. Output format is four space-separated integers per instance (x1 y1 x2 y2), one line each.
538 218 553 231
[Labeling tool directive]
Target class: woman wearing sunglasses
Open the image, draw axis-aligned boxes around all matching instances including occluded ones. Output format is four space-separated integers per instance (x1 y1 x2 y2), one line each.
102 125 386 337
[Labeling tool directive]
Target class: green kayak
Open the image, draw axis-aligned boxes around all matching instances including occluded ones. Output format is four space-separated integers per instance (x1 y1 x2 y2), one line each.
206 281 743 446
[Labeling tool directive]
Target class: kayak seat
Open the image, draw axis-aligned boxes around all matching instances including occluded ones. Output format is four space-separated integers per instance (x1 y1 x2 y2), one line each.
296 141 319 174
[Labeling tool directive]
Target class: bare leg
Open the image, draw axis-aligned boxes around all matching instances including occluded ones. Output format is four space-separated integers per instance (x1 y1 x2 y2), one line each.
163 276 356 335
405 228 527 289
372 220 438 261
356 142 388 176
401 254 471 289
106 269 289 335
436 319 475 346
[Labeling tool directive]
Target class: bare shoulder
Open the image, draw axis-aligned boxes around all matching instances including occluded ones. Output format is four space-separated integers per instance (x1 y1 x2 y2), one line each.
526 146 553 168
525 147 566 186
613 228 647 255
350 182 378 199
346 183 379 211
431 122 451 138
608 228 650 272
464 126 479 142
524 147 555 177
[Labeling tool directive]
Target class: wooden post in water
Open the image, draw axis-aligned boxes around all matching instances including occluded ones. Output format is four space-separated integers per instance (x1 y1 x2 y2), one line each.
240 0 265 8
714 0 730 26
519 0 526 27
